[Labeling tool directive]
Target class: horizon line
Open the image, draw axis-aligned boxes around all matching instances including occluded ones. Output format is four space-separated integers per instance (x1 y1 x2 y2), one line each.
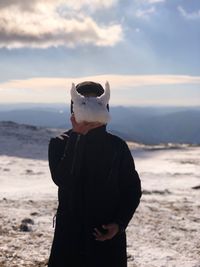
0 102 200 108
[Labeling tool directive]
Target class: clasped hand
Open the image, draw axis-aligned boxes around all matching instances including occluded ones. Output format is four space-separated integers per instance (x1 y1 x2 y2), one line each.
71 114 104 135
93 223 119 241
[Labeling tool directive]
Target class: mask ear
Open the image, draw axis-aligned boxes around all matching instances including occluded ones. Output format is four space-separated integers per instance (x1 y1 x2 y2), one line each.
98 81 110 105
70 83 84 102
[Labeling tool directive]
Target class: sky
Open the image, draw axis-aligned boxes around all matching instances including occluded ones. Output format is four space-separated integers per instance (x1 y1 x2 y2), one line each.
0 0 200 106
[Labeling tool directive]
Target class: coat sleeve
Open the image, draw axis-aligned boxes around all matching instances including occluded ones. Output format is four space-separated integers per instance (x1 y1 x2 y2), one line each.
115 142 142 231
48 131 85 187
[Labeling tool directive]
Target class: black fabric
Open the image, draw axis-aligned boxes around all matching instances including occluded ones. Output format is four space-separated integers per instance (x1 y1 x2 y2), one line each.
48 125 142 267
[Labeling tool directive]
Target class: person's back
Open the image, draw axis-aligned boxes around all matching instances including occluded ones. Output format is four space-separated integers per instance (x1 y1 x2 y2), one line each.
47 81 142 267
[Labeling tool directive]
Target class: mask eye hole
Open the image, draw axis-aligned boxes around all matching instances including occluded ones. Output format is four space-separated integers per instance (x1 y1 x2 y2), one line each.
98 102 102 106
82 101 86 105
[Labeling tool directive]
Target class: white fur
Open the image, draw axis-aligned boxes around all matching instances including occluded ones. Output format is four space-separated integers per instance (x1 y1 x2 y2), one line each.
71 82 111 123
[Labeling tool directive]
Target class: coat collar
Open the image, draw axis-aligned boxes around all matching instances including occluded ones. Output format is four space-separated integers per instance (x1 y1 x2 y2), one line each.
67 124 107 140
85 124 107 141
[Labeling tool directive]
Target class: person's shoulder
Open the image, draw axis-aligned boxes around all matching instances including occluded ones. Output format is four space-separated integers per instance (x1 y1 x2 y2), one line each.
106 131 127 148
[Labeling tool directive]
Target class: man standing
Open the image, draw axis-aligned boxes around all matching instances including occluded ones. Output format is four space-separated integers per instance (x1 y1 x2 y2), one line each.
48 81 142 267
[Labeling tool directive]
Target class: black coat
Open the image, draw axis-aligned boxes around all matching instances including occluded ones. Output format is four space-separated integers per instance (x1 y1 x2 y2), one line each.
48 125 142 267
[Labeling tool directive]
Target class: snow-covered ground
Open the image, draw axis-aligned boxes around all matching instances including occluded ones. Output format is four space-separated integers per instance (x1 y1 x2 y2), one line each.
0 122 199 267
129 145 200 267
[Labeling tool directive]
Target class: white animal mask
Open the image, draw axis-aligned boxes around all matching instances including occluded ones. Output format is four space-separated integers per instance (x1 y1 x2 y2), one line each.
71 82 111 123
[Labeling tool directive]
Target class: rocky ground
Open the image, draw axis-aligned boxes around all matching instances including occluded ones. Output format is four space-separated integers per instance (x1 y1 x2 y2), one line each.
0 189 200 267
0 122 200 266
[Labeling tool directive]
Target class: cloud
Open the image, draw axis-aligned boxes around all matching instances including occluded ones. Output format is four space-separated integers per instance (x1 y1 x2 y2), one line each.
135 0 165 6
1 74 200 102
134 0 165 20
143 0 165 4
0 0 122 49
1 74 200 90
62 0 118 11
136 7 156 19
1 74 200 106
178 6 200 20
0 0 117 11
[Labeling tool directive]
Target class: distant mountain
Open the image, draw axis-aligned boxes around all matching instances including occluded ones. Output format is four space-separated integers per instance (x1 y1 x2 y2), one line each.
0 108 71 128
109 107 200 144
141 110 200 144
0 105 200 144
0 121 61 159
